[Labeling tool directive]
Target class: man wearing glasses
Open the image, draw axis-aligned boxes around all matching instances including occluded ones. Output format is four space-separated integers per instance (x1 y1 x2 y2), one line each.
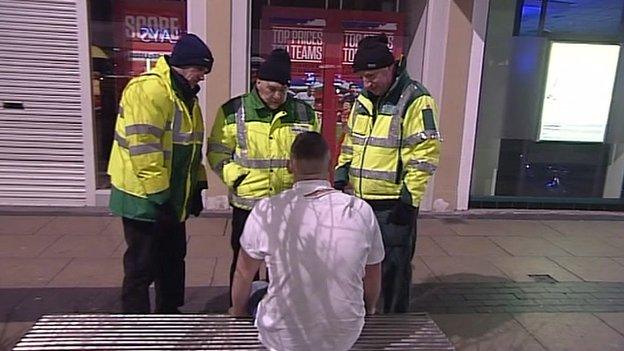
208 49 319 299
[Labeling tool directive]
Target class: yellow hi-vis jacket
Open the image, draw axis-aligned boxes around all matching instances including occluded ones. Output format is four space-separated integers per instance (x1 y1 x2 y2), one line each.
207 89 319 210
107 56 206 222
335 66 441 206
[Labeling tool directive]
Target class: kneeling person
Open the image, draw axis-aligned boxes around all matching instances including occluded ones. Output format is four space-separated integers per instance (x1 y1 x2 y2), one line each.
229 132 384 351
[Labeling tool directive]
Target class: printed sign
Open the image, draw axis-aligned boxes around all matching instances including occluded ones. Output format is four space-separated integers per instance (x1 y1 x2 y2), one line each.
115 0 186 75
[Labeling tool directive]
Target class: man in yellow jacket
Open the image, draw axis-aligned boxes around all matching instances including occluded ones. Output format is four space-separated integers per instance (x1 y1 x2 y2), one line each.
208 49 319 294
335 35 441 313
107 33 212 313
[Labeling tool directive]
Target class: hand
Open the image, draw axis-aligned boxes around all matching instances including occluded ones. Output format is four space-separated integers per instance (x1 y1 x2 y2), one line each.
189 188 204 217
387 201 415 225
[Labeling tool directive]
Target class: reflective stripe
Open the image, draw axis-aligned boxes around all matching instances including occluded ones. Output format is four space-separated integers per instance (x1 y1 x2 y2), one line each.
129 143 162 156
126 124 164 138
407 159 438 174
172 106 183 134
403 130 440 147
229 192 260 209
349 84 419 149
173 131 204 143
209 142 234 154
351 134 401 148
233 154 288 169
350 167 397 181
234 99 248 151
212 158 228 174
114 132 128 149
341 144 353 155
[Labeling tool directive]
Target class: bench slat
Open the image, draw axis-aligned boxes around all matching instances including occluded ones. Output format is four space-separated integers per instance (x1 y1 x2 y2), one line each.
14 313 455 350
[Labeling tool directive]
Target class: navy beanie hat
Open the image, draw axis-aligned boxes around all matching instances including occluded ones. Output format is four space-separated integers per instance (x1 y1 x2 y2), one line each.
258 49 291 85
170 33 214 72
352 34 395 72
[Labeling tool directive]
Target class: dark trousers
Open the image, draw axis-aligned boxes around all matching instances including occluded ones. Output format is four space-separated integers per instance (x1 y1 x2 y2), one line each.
121 217 187 313
229 207 261 305
373 206 419 313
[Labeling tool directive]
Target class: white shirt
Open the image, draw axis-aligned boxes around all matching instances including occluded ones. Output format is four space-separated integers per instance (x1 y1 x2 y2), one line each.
240 180 384 351
294 91 315 107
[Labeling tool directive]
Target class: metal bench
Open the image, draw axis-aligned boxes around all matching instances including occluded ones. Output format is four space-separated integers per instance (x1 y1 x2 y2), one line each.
14 313 455 350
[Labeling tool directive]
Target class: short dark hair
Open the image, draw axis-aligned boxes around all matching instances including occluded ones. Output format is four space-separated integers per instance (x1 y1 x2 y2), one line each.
291 132 329 161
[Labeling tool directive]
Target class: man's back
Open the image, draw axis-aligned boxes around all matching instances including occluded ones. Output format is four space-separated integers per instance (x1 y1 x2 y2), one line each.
240 180 384 351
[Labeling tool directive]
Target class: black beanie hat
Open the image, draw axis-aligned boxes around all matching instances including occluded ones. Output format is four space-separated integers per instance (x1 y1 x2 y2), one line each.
258 49 291 85
352 34 395 72
170 33 214 72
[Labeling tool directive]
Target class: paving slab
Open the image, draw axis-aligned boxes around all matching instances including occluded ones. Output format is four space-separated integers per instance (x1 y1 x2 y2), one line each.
0 234 61 258
418 219 462 236
420 256 510 282
186 257 217 287
415 236 450 256
186 217 228 237
431 236 511 257
431 313 546 351
38 234 122 258
543 220 623 237
595 313 624 337
412 256 439 283
36 216 113 236
447 219 560 237
0 216 54 235
490 236 572 257
47 258 123 288
542 234 623 257
549 257 624 282
0 258 71 287
187 234 230 258
99 217 123 236
488 257 581 282
514 313 624 351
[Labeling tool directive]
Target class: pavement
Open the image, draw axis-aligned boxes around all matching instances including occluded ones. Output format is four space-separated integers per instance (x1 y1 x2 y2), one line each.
2 209 624 350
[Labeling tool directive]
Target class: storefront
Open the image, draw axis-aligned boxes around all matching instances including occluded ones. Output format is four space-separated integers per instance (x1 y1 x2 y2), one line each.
8 1 620 212
470 0 624 210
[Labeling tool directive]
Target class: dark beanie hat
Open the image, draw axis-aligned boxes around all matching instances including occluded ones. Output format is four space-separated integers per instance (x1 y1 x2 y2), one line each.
352 34 395 72
258 49 291 85
170 33 214 72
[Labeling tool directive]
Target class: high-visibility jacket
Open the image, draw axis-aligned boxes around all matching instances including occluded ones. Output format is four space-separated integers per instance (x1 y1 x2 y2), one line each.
335 65 441 206
107 56 206 222
208 89 319 210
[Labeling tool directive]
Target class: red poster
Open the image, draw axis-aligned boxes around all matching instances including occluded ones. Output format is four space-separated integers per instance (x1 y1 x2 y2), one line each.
260 7 404 164
114 0 187 76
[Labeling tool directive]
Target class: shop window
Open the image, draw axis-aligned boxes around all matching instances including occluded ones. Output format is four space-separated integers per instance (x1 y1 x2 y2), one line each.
250 0 423 165
88 0 187 189
470 0 624 210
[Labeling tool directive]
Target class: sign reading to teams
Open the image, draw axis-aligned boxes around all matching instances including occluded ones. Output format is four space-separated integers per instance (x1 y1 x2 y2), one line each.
341 21 398 65
539 42 620 142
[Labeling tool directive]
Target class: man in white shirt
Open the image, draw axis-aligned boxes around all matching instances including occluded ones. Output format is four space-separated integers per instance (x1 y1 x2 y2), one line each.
294 84 316 108
229 131 384 351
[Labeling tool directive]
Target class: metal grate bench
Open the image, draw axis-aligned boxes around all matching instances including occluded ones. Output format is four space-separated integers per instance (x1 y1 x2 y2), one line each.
13 313 455 350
